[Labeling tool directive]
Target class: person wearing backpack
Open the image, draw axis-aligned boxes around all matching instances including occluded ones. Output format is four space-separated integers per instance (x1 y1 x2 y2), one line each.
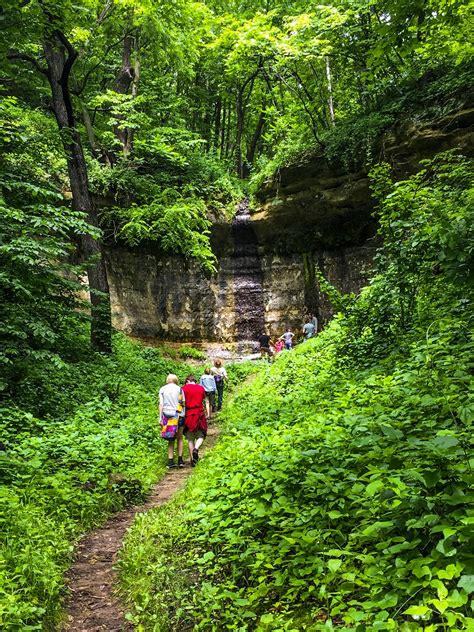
199 367 217 418
211 359 227 411
159 374 186 468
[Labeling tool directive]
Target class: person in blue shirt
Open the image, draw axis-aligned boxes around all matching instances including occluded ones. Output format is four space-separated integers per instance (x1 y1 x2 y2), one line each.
200 367 217 418
302 320 316 340
211 359 228 411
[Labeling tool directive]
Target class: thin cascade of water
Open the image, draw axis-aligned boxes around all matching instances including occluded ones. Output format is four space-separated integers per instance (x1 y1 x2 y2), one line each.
231 198 265 350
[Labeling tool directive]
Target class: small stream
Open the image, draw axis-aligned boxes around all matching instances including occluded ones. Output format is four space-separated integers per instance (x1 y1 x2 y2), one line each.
231 198 265 352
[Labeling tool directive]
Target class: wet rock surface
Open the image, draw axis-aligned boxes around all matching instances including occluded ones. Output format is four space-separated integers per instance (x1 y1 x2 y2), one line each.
105 108 473 344
105 242 375 343
231 198 265 345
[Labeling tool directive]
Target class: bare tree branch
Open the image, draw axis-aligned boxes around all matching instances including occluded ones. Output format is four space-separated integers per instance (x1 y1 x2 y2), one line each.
7 50 49 77
98 0 114 24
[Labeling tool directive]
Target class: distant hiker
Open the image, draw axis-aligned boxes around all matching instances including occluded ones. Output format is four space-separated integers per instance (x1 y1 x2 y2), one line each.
159 374 186 469
211 359 228 411
200 367 217 418
310 313 318 333
258 331 275 361
274 337 285 354
282 327 294 350
182 374 207 466
302 319 316 341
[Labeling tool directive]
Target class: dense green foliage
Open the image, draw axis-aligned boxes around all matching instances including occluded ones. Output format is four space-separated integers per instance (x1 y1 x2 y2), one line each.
1 0 471 361
0 333 194 630
1 1 473 630
2 0 472 215
0 97 90 388
118 153 473 630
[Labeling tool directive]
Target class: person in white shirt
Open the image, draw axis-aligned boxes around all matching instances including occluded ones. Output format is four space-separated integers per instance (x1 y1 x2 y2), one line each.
282 327 294 350
159 374 185 468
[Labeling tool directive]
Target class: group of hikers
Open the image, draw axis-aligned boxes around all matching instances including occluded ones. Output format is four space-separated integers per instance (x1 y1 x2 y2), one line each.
159 314 319 467
158 359 227 469
258 314 318 360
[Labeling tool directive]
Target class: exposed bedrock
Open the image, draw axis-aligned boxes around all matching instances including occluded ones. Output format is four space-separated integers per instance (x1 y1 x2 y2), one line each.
105 107 474 346
105 242 376 345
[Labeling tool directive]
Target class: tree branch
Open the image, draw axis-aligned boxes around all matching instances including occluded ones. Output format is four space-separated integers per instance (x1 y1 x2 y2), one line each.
72 34 129 96
54 29 78 85
98 0 114 24
7 50 49 77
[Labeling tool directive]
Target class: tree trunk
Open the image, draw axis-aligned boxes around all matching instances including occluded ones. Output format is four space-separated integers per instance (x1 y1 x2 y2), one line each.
219 100 226 157
114 32 137 158
125 42 140 157
43 31 112 353
325 57 335 127
214 97 221 150
224 102 232 158
235 87 244 178
235 66 261 178
244 103 266 177
82 106 98 156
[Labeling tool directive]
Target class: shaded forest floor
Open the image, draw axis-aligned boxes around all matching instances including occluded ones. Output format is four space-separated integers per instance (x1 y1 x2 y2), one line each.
62 425 220 631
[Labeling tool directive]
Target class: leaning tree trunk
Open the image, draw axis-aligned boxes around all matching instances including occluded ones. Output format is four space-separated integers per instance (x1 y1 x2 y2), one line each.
244 103 266 177
235 87 245 178
325 57 335 127
113 32 139 158
43 31 112 353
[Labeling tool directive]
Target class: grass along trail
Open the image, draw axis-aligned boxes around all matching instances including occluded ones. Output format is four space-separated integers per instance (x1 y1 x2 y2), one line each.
62 425 220 632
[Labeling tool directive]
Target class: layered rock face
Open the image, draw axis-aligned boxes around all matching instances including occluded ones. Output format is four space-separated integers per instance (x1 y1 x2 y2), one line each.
105 239 376 347
105 107 473 347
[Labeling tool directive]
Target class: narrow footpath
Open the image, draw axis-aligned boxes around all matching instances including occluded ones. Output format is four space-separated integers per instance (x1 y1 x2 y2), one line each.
62 425 220 632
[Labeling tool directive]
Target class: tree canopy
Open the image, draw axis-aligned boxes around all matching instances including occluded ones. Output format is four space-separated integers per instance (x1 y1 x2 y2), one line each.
0 1 473 630
1 0 471 378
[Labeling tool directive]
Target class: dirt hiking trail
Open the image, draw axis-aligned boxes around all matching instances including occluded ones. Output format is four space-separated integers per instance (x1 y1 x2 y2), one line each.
62 425 219 631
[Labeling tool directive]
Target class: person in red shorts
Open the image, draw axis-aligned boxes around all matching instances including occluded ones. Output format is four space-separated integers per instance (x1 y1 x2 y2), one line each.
182 374 207 466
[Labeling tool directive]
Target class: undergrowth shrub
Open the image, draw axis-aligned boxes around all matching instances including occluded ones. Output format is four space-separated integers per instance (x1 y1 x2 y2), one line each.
0 332 190 630
118 153 473 631
177 346 207 361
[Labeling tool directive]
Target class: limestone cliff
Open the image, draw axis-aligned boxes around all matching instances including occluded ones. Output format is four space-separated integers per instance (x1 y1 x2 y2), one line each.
105 108 474 349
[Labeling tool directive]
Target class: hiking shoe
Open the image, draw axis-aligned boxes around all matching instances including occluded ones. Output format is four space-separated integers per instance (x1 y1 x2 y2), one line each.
178 457 185 468
167 459 177 468
192 448 199 464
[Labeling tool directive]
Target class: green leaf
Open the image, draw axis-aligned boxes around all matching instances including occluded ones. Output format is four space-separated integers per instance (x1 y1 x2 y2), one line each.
432 435 459 449
458 575 474 594
327 558 342 572
366 479 384 496
404 605 431 617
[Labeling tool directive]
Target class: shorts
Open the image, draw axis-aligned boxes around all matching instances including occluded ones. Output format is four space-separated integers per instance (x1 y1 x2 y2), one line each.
178 417 185 428
205 391 216 408
185 428 206 441
260 346 272 355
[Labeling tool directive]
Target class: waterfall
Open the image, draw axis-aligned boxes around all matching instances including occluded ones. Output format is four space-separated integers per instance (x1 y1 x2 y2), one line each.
231 198 265 350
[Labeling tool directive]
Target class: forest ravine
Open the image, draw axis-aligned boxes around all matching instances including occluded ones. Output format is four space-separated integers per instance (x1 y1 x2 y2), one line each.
1 1 472 630
63 425 220 632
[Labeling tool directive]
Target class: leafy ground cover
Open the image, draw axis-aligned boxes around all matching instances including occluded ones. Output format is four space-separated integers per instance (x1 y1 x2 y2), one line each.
0 333 194 630
0 328 257 631
118 153 473 631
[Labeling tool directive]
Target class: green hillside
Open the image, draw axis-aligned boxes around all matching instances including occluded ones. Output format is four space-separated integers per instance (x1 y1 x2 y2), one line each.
118 154 473 630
